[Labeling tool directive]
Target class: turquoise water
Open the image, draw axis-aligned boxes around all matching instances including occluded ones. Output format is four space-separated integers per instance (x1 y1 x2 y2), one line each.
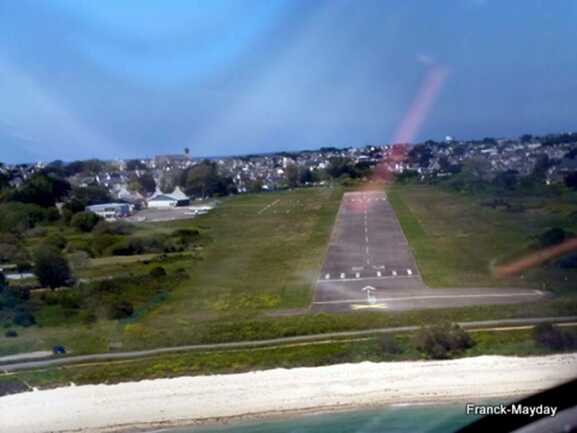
159 403 482 433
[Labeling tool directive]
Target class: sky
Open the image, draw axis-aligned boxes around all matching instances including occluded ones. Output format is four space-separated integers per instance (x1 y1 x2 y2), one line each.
0 0 576 163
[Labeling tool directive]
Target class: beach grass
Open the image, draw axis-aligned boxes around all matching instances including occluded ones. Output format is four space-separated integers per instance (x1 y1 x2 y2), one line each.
3 325 575 390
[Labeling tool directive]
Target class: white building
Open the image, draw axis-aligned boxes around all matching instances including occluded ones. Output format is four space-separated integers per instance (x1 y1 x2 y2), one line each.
147 186 190 208
86 203 131 221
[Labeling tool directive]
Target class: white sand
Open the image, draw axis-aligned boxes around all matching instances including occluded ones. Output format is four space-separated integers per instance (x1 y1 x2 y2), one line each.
2 354 576 433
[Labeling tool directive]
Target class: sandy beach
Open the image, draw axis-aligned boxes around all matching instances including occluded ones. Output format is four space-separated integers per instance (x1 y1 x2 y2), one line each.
1 354 576 433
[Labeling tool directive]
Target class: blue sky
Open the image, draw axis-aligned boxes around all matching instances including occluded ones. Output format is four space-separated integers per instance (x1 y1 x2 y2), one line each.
1 0 576 163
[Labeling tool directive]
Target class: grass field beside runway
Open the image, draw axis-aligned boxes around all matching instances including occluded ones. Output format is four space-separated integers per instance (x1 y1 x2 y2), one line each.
387 184 577 291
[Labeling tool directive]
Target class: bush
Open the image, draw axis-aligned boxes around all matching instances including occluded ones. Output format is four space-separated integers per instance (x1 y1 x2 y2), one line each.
33 246 72 289
0 202 58 233
93 220 134 236
68 251 90 270
13 310 36 327
4 329 18 337
537 228 568 248
533 323 577 351
91 234 120 256
149 266 167 278
108 300 134 320
70 211 102 232
43 233 67 251
378 334 403 354
414 323 475 359
171 229 200 248
78 310 97 325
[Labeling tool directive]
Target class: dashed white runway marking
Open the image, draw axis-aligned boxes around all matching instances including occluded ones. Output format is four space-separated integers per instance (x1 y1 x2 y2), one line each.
392 270 397 276
355 272 360 278
257 199 280 215
377 271 382 277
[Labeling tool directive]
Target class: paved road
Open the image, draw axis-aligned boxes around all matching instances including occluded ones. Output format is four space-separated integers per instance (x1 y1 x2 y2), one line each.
312 191 546 312
2 316 576 373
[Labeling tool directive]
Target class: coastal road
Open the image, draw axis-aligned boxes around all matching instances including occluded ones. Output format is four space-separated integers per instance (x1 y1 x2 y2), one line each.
2 316 576 373
312 191 547 312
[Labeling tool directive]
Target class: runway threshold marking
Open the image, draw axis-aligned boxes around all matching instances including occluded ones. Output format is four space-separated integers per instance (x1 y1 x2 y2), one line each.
312 291 546 305
318 275 419 283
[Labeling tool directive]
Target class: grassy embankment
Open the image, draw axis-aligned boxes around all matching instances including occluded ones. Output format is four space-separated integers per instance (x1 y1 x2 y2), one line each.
3 325 576 390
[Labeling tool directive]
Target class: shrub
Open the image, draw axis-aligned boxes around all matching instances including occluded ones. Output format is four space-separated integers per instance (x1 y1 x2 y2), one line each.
33 246 71 290
149 266 167 278
537 228 568 248
42 233 67 251
0 271 6 292
93 220 134 236
78 310 97 325
414 323 475 359
108 300 134 320
65 239 94 256
91 234 120 256
68 251 90 270
378 334 403 354
13 310 36 327
533 323 577 351
4 329 17 337
70 211 102 232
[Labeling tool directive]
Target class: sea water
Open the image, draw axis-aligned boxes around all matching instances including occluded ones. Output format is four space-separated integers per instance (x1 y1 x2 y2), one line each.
158 403 483 433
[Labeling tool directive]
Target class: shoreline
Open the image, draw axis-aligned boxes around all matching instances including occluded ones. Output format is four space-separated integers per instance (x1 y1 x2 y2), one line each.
1 354 576 433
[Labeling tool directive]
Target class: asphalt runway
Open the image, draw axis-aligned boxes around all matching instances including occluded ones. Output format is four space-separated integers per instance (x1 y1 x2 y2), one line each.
312 191 547 312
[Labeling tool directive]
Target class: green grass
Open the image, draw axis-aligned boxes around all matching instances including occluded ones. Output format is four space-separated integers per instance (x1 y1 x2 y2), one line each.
1 187 343 354
387 184 577 291
3 326 574 390
2 183 576 359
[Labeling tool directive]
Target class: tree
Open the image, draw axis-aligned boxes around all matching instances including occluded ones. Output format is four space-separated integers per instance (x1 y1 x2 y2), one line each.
0 202 59 233
8 173 70 207
537 227 568 248
129 173 156 195
247 179 264 193
125 160 147 171
0 271 7 293
160 172 180 193
299 167 314 185
285 164 299 188
70 211 102 232
181 161 236 198
70 185 112 206
565 172 577 190
33 246 71 290
493 170 519 191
